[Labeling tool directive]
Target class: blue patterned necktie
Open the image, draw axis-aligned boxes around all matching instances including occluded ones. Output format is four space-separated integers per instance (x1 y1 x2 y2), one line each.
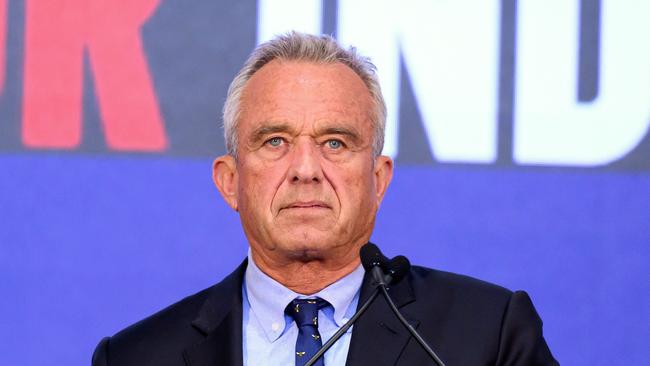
287 298 329 366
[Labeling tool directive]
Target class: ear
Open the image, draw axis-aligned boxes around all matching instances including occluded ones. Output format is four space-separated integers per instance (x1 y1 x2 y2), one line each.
212 155 239 211
373 155 393 205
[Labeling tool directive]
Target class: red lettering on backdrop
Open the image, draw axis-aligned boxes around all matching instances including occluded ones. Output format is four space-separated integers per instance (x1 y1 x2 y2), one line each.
0 0 6 94
22 0 167 151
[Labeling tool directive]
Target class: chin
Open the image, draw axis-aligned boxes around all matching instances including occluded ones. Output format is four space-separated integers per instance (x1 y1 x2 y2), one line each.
284 249 325 262
274 230 336 261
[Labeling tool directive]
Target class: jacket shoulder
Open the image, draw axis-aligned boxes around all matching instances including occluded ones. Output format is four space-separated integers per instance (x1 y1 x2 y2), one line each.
93 261 246 366
94 285 213 366
111 284 213 342
409 265 513 301
401 266 558 364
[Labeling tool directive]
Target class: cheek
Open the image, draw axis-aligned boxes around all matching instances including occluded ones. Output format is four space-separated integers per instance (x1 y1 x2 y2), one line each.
238 160 286 211
329 164 375 212
352 175 376 210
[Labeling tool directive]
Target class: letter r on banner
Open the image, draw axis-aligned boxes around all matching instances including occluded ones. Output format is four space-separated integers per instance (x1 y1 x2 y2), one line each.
0 0 6 94
22 0 167 151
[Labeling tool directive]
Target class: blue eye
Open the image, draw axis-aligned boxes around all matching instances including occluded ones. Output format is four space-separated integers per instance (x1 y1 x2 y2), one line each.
267 137 283 147
327 140 343 149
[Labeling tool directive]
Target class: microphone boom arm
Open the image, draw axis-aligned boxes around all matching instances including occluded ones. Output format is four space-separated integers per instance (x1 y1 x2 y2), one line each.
304 287 381 366
305 244 446 366
378 284 446 366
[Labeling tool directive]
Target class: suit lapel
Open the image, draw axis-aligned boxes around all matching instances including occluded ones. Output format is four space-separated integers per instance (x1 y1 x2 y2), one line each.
345 270 419 366
180 255 421 366
183 260 247 366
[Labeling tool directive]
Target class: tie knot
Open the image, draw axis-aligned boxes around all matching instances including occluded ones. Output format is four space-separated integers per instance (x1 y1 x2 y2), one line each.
287 298 328 327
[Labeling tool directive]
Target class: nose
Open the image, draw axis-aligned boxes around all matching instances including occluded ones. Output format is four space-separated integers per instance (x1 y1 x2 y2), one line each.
288 138 324 184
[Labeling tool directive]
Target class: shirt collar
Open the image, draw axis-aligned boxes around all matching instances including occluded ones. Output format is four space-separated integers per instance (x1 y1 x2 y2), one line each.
244 250 365 342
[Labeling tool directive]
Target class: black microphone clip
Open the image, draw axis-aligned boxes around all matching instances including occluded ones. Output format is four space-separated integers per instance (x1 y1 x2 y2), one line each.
305 243 445 366
359 243 446 366
361 243 410 288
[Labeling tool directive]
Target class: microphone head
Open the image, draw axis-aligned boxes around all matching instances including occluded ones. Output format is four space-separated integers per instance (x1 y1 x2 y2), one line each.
387 255 411 284
360 243 388 271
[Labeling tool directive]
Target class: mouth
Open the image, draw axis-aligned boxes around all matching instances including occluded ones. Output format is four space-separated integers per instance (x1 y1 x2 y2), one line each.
282 201 331 210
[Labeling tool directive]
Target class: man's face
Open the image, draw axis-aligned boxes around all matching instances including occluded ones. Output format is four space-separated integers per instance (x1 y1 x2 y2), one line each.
215 60 392 263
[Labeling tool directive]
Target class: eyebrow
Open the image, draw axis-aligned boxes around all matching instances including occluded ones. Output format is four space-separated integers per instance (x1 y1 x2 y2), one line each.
316 126 362 144
248 123 363 145
249 123 294 145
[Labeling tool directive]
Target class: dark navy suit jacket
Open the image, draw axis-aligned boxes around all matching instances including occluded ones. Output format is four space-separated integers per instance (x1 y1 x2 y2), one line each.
92 260 558 365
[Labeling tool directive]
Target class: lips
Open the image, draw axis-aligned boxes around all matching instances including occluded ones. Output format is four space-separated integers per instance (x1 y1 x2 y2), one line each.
282 200 331 210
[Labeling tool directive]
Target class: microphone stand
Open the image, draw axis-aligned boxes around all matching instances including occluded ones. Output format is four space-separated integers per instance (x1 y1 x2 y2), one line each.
305 244 446 366
370 264 446 366
304 287 380 366
377 284 446 366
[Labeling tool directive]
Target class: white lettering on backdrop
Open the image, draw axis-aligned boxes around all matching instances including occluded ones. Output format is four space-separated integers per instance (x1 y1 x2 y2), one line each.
257 0 650 166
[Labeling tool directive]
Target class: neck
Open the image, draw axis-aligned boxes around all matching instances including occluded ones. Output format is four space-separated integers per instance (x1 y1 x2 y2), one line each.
250 245 363 294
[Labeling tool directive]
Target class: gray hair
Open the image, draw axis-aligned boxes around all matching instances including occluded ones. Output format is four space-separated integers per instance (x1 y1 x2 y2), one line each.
222 31 386 157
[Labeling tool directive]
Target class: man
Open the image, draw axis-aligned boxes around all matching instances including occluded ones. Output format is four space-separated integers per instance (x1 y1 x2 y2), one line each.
92 32 557 365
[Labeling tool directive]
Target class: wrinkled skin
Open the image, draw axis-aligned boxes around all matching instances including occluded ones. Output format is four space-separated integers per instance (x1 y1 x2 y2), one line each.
213 60 393 293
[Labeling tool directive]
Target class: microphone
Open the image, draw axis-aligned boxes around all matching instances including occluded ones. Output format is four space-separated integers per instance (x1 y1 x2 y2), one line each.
360 242 391 286
305 244 445 366
304 244 405 366
359 244 410 281
362 244 445 365
385 255 410 284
